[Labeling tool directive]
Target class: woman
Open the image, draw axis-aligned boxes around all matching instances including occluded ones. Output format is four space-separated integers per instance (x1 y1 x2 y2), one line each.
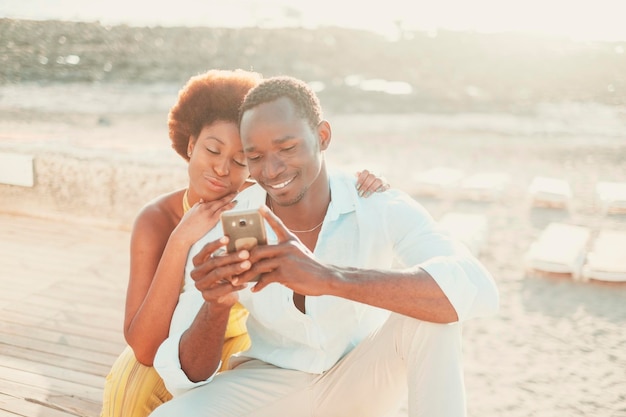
100 69 388 417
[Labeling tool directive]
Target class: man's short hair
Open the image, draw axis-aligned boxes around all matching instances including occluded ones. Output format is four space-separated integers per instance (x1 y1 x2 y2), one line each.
239 76 323 130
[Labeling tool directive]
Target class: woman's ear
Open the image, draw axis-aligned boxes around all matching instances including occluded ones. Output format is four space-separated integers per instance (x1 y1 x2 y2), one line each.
187 136 195 158
317 120 332 150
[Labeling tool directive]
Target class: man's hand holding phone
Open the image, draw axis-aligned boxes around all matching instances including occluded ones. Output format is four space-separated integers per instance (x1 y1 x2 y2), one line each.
238 206 334 296
190 236 250 305
190 206 272 305
191 205 334 298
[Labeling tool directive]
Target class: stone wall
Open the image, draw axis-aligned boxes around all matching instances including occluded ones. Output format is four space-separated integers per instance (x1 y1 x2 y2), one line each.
0 146 186 229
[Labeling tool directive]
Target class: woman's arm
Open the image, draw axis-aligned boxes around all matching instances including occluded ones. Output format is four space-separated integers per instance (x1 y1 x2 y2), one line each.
123 202 189 366
124 192 236 366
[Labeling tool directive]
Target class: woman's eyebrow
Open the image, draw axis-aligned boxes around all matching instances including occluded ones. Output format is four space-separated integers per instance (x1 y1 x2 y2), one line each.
202 136 225 145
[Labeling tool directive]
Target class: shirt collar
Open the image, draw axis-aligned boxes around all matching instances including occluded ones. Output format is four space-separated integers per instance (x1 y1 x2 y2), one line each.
327 169 358 221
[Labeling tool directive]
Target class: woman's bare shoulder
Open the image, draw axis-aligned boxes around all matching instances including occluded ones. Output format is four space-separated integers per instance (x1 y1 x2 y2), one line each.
132 189 186 237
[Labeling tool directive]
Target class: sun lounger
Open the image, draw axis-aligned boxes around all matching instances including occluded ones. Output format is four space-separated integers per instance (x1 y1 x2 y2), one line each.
0 151 34 187
524 222 591 279
595 181 626 214
581 230 626 282
458 171 511 201
439 212 488 256
528 176 572 209
413 167 464 197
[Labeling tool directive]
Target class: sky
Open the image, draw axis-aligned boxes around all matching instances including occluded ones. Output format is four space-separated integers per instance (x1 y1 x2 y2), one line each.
2 0 626 42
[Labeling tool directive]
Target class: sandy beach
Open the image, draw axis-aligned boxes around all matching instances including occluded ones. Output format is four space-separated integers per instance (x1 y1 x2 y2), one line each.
1 19 626 417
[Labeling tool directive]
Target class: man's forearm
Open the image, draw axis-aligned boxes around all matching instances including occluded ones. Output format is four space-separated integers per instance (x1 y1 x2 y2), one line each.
328 266 459 324
179 302 231 382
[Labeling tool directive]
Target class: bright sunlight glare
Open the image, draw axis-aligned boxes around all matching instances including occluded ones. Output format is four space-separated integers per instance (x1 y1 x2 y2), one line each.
296 0 626 41
1 0 626 42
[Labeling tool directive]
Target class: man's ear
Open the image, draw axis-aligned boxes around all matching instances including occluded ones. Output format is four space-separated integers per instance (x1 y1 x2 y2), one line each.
317 120 332 150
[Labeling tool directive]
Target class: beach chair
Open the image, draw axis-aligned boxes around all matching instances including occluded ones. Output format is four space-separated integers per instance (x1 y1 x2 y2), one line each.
595 181 626 214
412 167 464 197
438 212 489 256
527 176 572 209
457 171 511 201
0 151 34 187
524 222 591 279
581 230 626 282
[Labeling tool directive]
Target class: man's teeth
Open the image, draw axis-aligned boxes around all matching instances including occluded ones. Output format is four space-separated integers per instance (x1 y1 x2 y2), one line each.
270 178 293 189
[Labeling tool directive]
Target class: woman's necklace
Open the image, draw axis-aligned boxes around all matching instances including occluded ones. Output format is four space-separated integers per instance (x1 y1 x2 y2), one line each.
268 199 323 233
182 189 192 214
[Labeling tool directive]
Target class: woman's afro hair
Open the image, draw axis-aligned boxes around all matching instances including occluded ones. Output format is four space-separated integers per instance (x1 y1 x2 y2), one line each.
168 69 262 160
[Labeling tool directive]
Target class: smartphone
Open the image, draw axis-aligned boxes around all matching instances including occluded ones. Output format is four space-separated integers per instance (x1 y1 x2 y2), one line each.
221 208 267 253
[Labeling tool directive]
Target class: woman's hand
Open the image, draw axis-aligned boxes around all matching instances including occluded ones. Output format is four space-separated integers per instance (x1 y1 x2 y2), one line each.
172 192 237 246
356 169 390 197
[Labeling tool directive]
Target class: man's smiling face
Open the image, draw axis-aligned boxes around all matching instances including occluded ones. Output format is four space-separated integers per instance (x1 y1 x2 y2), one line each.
240 97 328 207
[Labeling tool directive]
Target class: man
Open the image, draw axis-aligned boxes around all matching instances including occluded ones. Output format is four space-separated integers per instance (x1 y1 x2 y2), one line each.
151 76 499 417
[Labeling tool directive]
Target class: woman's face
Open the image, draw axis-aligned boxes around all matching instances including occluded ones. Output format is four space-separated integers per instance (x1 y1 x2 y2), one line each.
187 121 249 202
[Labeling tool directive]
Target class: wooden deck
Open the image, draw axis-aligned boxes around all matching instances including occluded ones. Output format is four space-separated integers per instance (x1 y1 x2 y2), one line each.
0 213 130 417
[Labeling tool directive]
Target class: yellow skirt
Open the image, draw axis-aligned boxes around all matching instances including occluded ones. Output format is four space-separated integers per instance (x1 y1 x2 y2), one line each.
100 303 250 417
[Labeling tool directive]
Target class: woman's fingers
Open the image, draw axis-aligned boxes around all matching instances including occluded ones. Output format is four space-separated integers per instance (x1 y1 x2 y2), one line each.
356 170 389 197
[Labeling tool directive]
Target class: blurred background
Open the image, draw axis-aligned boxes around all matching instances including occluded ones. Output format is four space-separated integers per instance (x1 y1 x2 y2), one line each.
2 0 626 114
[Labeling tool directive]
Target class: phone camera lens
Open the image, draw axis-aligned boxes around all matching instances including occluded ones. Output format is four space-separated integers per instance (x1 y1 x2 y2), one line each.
239 219 247 227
